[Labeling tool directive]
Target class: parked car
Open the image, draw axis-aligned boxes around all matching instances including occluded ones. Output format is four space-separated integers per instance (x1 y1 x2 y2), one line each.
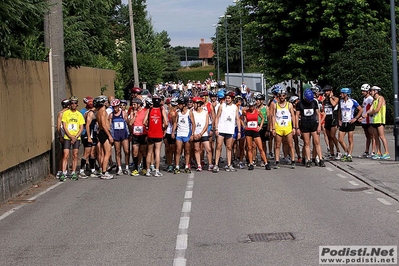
141 89 151 100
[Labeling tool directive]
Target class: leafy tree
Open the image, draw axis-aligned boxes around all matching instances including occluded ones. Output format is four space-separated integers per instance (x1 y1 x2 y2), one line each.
326 28 394 122
242 0 395 83
0 0 48 60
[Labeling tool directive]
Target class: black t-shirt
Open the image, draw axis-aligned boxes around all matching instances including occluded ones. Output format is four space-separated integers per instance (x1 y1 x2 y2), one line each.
296 99 319 122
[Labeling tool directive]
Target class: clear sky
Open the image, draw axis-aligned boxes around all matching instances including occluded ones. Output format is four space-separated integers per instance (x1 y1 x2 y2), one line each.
122 0 234 47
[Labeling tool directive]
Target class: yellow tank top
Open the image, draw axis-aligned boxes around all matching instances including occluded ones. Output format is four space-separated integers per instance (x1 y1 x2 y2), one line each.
372 96 386 124
275 102 292 129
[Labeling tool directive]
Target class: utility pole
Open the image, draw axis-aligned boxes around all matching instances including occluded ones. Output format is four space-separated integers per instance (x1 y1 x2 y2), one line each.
128 0 139 88
213 24 221 81
220 15 231 89
44 0 66 174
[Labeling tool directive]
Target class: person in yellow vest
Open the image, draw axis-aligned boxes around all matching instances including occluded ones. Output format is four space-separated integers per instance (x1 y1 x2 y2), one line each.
60 96 85 181
366 86 390 160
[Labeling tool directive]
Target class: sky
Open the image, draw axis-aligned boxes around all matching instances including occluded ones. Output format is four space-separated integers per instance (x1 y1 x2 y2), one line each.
122 0 234 47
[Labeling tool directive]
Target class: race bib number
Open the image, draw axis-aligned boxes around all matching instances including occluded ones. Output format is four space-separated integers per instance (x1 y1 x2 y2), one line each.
247 121 258 128
133 126 143 134
304 109 314 116
114 122 125 130
325 107 333 115
67 123 78 131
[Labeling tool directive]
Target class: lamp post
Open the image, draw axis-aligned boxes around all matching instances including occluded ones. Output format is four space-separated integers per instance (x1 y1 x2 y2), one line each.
220 15 231 89
128 0 139 88
213 24 222 82
234 0 244 84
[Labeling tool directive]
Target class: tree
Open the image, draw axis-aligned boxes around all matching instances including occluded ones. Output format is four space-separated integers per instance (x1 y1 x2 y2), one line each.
242 0 395 83
0 0 48 60
326 28 394 122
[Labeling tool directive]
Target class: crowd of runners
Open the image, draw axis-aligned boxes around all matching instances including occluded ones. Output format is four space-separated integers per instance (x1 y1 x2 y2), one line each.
56 80 390 180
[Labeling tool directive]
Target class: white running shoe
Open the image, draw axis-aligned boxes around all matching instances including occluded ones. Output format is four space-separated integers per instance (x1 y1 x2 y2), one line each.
100 172 114 180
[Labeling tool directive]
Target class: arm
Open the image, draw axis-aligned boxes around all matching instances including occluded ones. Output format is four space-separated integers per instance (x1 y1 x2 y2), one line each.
57 111 63 136
214 104 223 133
258 112 265 131
86 112 93 143
189 111 196 140
269 102 276 136
142 109 150 127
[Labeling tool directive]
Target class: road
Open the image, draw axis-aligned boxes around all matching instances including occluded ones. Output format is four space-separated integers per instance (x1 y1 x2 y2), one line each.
0 134 398 266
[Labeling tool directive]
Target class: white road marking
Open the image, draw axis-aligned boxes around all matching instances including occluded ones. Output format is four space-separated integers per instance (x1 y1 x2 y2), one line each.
348 181 359 186
337 174 348 179
28 182 63 201
377 198 392 206
173 173 195 266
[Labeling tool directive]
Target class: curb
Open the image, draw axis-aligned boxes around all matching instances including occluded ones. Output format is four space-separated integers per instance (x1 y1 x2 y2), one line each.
327 160 399 202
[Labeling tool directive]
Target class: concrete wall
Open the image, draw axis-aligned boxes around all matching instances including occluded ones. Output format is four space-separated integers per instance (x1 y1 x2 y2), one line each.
0 57 115 203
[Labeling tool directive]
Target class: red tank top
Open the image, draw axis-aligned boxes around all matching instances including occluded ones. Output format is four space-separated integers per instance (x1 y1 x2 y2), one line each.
246 109 259 132
147 107 164 138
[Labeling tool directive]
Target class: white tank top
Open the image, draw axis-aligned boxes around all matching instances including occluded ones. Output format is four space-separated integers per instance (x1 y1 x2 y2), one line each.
193 110 208 136
218 103 237 134
177 110 191 137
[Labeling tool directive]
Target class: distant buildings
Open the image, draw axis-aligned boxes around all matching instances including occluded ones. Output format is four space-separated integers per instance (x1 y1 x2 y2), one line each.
198 38 214 67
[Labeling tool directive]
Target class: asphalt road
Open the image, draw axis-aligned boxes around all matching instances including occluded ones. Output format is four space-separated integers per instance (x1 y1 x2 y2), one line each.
0 153 398 265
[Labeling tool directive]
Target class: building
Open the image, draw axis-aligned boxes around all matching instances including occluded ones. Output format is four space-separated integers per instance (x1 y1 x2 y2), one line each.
198 38 214 67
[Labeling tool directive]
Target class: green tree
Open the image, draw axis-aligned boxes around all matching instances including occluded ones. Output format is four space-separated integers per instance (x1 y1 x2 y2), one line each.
242 0 394 83
0 0 48 60
326 28 394 122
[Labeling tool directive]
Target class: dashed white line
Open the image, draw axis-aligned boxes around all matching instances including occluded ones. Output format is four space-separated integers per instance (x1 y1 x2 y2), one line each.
173 173 194 266
377 198 392 206
348 181 359 186
337 174 348 179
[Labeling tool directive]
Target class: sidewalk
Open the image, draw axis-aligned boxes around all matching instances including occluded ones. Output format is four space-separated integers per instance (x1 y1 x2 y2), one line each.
320 126 399 202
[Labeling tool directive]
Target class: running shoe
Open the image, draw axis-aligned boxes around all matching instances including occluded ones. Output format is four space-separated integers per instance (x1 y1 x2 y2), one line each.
319 160 326 167
335 152 342 160
274 161 280 169
212 165 219 173
131 169 139 176
141 169 147 176
123 169 129 175
291 162 296 169
107 162 116 171
296 157 302 164
265 163 271 170
368 152 376 158
167 165 174 173
346 155 353 162
340 155 348 162
360 152 369 158
59 174 66 182
90 172 100 178
154 170 163 177
248 164 254 170
239 162 245 169
56 171 61 179
208 165 214 171
145 169 151 177
184 168 191 174
174 167 181 174
196 165 202 172
371 153 381 160
150 165 155 172
260 162 266 167
78 172 87 179
100 172 114 180
71 173 78 181
226 165 236 172
268 152 275 159
116 169 123 175
305 160 312 168
381 153 391 160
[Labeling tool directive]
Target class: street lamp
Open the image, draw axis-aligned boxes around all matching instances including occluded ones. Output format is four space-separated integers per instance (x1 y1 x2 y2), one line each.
390 0 399 160
213 24 222 82
220 15 231 89
234 0 244 84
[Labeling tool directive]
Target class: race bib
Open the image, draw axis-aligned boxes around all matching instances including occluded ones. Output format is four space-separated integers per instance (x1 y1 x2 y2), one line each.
133 125 143 134
325 107 333 115
67 123 78 131
247 121 258 128
114 122 125 130
304 109 314 116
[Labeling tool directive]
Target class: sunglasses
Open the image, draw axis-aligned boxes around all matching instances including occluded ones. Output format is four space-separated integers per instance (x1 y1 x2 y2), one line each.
120 104 126 106
70 101 78 104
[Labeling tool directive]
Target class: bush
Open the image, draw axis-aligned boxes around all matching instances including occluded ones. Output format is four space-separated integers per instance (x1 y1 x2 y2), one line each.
177 66 222 83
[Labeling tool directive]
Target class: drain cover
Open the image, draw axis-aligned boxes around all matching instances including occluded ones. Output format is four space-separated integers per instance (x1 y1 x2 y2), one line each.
340 187 370 192
248 232 295 242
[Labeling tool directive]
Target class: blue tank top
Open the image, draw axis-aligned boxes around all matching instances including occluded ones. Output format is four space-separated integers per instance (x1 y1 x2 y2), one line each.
111 111 128 135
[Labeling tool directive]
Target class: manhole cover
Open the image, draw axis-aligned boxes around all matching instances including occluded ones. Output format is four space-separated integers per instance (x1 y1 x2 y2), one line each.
340 187 370 192
248 232 295 242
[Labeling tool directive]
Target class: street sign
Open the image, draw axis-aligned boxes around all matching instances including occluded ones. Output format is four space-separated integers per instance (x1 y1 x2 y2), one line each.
209 72 214 76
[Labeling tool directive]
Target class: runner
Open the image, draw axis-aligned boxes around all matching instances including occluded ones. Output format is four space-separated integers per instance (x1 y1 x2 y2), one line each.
172 97 195 174
359 84 375 157
60 96 85 181
56 99 70 178
78 96 94 178
322 85 341 160
242 98 271 170
95 95 114 179
164 97 178 172
337 88 363 162
270 88 296 169
367 86 390 160
143 95 168 177
192 96 212 172
213 91 241 172
109 99 130 175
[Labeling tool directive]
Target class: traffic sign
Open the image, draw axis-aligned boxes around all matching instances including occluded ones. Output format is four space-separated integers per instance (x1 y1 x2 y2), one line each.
209 72 214 76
